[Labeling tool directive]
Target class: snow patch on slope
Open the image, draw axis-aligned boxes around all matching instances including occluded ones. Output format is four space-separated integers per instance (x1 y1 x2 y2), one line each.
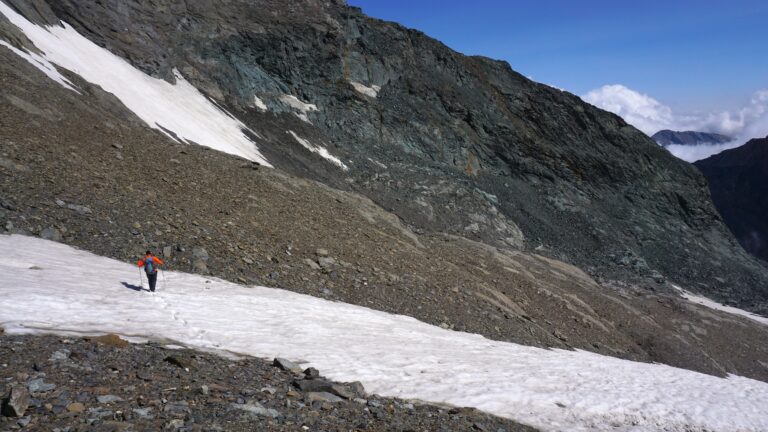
280 94 318 123
0 3 271 167
673 285 768 326
0 40 79 92
2 234 768 432
350 81 380 98
287 130 348 170
253 95 268 112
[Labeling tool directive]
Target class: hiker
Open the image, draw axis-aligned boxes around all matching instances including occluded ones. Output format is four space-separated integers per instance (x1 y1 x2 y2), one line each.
137 250 164 292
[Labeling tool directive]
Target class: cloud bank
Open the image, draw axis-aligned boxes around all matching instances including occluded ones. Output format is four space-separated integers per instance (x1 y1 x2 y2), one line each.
581 85 768 161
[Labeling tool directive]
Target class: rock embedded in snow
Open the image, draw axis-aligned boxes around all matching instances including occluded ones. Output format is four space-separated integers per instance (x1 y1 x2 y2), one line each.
1 386 30 417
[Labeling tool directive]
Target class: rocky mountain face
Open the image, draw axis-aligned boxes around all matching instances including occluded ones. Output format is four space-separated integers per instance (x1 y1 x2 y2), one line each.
3 0 763 311
652 129 733 147
2 0 768 386
695 137 768 262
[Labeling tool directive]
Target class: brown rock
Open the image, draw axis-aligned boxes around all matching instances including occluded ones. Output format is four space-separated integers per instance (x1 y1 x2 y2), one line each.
91 334 129 348
67 402 85 413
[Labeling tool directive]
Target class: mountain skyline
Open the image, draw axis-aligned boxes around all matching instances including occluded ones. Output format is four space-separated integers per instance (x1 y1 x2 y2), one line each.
351 1 768 151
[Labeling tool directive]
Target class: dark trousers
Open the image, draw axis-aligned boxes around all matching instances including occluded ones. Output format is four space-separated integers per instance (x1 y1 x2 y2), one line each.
147 272 158 292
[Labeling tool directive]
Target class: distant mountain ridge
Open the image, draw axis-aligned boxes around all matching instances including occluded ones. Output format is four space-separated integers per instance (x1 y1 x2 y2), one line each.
694 137 768 262
653 130 732 146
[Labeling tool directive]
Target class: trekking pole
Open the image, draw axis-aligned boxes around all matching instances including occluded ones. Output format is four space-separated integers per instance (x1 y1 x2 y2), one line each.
138 268 144 290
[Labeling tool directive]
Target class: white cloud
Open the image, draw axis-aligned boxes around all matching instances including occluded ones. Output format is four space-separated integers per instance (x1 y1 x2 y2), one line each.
581 84 677 135
581 85 768 162
664 142 744 162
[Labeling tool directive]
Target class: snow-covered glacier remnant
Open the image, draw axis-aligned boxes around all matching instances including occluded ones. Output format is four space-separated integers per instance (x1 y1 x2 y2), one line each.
0 3 271 167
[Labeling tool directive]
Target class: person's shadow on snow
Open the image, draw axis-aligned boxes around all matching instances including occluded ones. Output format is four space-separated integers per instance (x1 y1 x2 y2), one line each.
121 282 145 292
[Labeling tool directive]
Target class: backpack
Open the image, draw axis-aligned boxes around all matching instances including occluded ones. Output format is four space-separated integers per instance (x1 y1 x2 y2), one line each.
144 257 156 275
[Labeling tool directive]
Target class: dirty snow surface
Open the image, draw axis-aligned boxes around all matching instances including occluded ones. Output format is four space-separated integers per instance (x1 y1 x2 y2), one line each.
2 235 768 432
0 3 271 167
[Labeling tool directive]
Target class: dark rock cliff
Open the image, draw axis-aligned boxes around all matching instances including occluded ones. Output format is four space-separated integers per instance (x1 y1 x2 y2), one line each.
2 0 767 310
695 137 768 263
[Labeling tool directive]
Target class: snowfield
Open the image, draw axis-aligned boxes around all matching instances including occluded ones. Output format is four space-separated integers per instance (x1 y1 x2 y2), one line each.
2 235 768 431
0 3 271 167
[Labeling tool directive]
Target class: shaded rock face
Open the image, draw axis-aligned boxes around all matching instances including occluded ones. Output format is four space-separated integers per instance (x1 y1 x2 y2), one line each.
2 0 768 308
653 130 733 147
695 137 768 263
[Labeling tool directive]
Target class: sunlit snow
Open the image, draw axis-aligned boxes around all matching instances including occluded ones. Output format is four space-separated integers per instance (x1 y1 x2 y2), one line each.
287 130 348 170
2 234 768 432
0 3 271 167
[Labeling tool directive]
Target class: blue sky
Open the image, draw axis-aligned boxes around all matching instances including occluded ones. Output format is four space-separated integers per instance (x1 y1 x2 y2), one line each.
348 0 768 113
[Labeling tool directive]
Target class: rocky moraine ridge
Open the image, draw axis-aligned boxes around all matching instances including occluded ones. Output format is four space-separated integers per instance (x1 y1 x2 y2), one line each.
1 0 766 311
0 333 532 431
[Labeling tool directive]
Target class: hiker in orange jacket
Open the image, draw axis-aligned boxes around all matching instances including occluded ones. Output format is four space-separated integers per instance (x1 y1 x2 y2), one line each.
137 250 164 292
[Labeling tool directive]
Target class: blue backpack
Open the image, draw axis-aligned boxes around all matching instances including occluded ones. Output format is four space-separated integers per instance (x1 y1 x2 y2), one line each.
144 257 156 275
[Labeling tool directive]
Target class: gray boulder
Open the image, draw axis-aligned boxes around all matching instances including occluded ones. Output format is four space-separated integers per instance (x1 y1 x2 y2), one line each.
1 386 30 417
27 378 56 393
40 227 62 242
